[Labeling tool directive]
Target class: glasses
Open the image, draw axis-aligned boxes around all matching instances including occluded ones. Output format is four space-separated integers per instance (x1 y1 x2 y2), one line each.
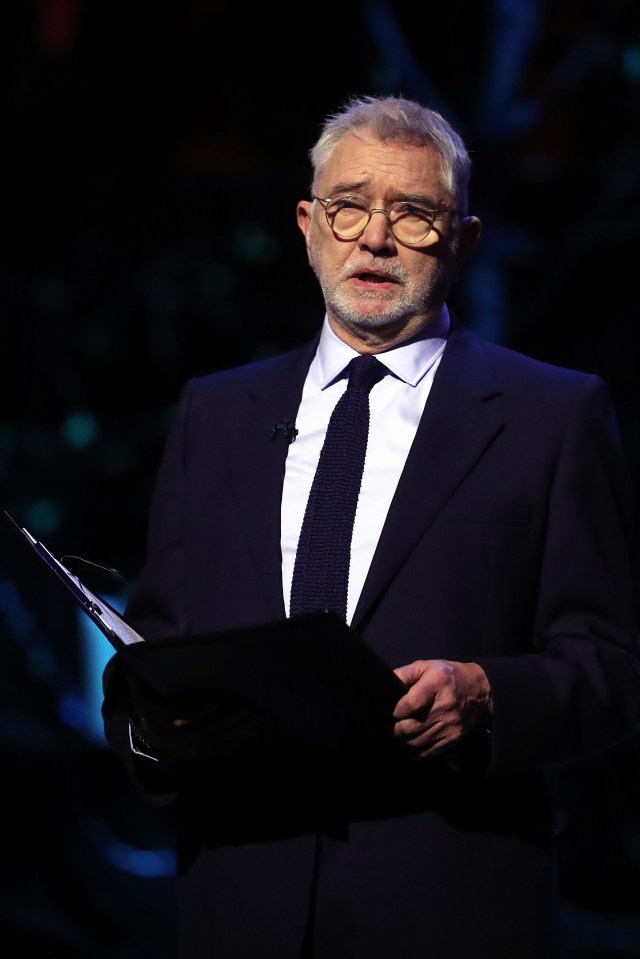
313 195 464 246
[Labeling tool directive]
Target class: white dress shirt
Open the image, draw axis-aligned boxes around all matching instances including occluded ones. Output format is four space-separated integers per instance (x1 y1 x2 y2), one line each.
281 309 450 624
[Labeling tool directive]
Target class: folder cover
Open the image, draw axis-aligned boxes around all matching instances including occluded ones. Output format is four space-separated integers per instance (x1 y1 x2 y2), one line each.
120 612 406 756
5 510 407 758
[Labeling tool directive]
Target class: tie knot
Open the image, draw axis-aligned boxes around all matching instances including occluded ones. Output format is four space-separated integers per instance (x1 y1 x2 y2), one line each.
347 354 387 393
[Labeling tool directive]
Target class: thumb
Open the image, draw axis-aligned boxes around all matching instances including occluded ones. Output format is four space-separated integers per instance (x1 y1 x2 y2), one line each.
393 660 427 687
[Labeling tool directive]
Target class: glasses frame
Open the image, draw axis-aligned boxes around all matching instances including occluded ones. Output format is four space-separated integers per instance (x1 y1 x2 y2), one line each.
313 195 465 246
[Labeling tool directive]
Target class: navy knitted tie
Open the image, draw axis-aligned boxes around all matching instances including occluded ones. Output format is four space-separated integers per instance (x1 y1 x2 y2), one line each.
290 353 387 621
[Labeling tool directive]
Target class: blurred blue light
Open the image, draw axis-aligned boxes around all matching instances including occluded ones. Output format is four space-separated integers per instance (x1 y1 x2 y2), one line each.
76 593 127 745
58 690 91 732
87 817 176 878
0 578 39 640
102 838 176 877
25 644 56 683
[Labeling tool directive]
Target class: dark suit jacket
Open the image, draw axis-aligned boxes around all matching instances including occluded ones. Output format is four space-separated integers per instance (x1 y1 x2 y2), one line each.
103 321 640 959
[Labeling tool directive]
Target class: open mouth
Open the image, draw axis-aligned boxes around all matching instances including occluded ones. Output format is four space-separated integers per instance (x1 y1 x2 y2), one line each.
352 271 396 285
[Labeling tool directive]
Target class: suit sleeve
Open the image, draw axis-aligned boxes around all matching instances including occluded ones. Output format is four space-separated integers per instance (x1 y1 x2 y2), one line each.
101 379 195 802
475 375 640 774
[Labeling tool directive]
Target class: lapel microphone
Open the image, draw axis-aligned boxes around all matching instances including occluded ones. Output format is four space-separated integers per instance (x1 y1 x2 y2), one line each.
270 420 298 443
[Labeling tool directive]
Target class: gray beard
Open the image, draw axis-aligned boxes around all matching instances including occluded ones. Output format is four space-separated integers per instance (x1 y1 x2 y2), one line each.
315 270 449 341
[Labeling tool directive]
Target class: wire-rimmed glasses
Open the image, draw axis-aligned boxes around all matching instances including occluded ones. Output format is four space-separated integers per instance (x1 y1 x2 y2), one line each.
313 195 464 246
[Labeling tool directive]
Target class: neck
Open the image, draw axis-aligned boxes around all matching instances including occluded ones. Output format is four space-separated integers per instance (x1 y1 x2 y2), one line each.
327 306 450 354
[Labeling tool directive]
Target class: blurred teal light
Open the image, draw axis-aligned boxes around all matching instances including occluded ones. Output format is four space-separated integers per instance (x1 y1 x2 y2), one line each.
37 278 71 312
101 442 134 475
83 325 114 362
201 262 234 299
0 425 16 459
622 46 640 81
232 223 279 264
25 498 62 536
61 410 99 449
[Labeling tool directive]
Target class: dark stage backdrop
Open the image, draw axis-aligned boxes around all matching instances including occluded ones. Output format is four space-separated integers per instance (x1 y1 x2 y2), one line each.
1 2 639 957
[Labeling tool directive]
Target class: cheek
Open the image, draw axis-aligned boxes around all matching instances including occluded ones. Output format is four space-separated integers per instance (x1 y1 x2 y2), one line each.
410 241 456 277
308 234 348 273
406 256 449 296
304 224 314 253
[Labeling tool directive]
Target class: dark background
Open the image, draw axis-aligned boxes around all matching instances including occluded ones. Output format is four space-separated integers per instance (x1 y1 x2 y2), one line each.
1 1 640 956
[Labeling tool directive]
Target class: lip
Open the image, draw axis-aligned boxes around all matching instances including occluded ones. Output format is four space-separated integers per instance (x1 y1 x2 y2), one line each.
349 270 398 287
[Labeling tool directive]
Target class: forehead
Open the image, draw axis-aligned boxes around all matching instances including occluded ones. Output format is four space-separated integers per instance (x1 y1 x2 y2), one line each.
317 129 448 199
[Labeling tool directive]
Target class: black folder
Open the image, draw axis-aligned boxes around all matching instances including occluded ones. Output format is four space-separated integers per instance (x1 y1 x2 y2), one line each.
122 613 406 755
5 510 407 758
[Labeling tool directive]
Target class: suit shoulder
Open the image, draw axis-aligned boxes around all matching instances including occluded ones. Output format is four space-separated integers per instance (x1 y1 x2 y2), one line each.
181 339 317 403
469 329 604 394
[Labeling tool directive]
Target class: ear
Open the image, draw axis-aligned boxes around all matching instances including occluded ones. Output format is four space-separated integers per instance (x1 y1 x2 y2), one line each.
297 200 313 252
455 216 481 271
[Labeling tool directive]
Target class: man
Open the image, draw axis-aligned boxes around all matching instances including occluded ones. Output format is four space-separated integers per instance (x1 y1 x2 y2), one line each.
103 95 640 958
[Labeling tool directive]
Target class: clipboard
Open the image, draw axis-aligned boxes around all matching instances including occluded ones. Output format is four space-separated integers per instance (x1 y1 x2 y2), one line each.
3 509 144 648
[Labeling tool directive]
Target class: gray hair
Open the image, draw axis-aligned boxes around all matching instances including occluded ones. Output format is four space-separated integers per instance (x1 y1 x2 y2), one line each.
310 94 472 212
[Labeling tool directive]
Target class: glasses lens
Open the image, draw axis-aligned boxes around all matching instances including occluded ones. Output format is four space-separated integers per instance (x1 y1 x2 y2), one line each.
325 198 370 238
324 197 436 244
389 203 434 244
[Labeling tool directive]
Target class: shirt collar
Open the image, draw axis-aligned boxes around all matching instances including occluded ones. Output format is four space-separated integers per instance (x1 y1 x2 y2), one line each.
315 308 450 389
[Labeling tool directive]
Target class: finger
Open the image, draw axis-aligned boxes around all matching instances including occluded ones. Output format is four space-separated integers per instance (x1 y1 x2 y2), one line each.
393 661 425 685
400 726 454 757
393 685 436 721
393 713 429 737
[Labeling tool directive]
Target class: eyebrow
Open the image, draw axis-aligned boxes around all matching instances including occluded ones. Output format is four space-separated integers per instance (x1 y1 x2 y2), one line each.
320 183 442 208
319 180 366 197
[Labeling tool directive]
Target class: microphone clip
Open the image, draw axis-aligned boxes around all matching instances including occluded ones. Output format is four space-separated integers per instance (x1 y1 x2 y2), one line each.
270 420 298 444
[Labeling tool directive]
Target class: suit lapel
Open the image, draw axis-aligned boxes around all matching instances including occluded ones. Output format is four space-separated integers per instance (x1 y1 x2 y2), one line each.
226 325 505 627
233 337 319 620
353 325 505 629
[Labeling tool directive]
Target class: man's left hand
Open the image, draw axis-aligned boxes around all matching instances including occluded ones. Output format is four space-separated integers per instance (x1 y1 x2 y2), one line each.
392 660 492 758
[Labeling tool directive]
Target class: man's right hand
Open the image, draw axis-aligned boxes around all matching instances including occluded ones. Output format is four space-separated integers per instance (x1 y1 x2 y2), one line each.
124 668 266 762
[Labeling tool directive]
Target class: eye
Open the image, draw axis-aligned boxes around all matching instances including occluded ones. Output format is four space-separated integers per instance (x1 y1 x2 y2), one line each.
330 196 368 211
392 202 434 221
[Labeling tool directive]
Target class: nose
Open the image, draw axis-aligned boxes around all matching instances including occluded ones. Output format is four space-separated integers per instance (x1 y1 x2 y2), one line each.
357 208 396 252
